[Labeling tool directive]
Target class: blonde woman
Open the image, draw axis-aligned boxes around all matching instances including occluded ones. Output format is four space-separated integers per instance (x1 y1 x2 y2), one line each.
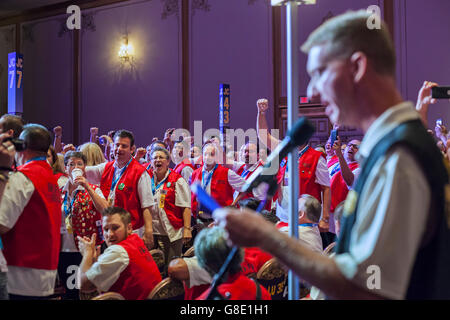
78 142 106 166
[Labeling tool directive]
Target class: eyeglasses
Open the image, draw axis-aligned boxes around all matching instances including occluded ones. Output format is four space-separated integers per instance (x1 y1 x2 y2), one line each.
347 144 359 149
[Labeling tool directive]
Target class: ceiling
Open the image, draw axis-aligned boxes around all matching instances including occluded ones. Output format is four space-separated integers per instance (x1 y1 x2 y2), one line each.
0 0 93 20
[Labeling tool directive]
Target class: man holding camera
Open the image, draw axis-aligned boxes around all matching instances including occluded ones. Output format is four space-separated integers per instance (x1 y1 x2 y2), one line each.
0 124 61 299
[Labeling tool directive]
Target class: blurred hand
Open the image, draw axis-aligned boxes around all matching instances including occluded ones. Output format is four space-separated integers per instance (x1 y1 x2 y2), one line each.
135 147 146 160
332 136 342 156
53 126 62 137
73 176 89 189
417 81 438 110
77 233 97 257
318 219 329 233
182 228 192 245
256 98 269 114
0 133 15 168
212 207 272 247
142 230 154 250
152 137 159 143
90 127 99 136
63 144 76 154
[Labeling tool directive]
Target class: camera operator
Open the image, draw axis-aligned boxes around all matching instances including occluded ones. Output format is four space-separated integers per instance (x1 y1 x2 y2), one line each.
0 132 16 300
0 124 61 300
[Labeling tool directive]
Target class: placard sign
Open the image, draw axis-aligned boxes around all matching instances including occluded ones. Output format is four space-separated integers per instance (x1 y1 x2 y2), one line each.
8 52 24 114
219 83 230 138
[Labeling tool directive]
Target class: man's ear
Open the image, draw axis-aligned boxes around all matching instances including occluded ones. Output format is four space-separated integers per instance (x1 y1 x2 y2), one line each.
131 145 136 154
127 223 133 234
350 51 368 83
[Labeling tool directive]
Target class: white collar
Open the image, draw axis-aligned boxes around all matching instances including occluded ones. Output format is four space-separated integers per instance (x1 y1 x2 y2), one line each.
357 101 419 162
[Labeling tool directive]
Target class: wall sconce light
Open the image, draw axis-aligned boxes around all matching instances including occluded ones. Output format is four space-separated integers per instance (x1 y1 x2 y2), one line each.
118 35 134 63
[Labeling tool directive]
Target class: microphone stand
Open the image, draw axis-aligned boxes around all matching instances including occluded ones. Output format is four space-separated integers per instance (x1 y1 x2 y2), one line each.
205 171 280 300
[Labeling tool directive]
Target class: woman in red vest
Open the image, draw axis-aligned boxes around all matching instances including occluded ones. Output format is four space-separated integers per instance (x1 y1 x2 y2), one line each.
150 146 192 271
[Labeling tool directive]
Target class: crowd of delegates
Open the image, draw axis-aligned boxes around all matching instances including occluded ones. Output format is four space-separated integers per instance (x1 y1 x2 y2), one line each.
0 73 448 300
0 12 449 301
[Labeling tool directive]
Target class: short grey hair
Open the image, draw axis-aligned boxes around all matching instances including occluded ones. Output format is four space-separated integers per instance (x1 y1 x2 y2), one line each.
299 194 322 223
301 10 396 76
150 146 170 160
194 226 244 276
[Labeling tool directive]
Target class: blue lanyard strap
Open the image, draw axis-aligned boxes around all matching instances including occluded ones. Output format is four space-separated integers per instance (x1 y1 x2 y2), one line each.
299 223 318 227
151 169 171 195
241 168 251 179
111 158 132 192
26 156 47 164
202 164 218 189
286 146 310 172
63 190 80 217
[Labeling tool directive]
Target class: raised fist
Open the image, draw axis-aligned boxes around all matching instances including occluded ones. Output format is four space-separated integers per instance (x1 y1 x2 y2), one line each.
53 126 62 137
256 98 269 114
90 127 99 135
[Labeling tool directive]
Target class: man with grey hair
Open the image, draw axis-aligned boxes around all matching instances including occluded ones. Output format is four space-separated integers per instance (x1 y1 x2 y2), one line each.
213 10 449 299
276 195 323 254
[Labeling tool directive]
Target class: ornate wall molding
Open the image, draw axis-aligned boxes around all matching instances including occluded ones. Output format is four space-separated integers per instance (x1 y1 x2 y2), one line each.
192 0 211 15
1 27 14 44
58 12 97 38
161 0 179 19
22 23 37 43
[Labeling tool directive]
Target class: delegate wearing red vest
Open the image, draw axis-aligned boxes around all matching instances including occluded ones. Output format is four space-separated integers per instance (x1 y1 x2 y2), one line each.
100 158 147 230
109 234 162 300
2 160 61 271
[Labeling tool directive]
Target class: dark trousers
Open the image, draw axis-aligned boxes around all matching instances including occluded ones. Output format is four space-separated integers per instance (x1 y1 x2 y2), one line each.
320 232 336 250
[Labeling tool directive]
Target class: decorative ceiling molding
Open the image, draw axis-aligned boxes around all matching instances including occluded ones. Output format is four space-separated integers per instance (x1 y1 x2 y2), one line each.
192 0 211 15
161 0 179 19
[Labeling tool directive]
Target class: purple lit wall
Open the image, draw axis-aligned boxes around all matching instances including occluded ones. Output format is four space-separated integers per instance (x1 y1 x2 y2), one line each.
0 0 449 145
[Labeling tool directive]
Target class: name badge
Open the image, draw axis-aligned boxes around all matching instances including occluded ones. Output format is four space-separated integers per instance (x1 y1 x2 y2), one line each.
159 194 166 209
118 183 125 190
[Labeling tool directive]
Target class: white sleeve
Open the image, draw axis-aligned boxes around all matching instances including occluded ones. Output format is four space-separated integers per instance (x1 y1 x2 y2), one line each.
315 157 331 187
175 178 191 208
0 172 35 229
138 171 157 208
184 256 212 288
85 245 129 292
94 187 106 199
349 167 361 190
333 147 430 300
227 170 247 192
180 166 194 184
85 162 107 186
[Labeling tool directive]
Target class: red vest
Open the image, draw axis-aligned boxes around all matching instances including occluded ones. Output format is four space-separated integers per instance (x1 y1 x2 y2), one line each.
109 234 162 300
197 272 271 300
236 162 272 209
191 165 234 217
62 184 104 250
174 160 195 176
330 162 359 213
100 159 146 230
2 160 61 270
276 147 323 202
153 170 185 229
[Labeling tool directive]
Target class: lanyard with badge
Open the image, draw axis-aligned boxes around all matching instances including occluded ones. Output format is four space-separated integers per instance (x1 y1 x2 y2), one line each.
63 190 80 234
198 164 218 217
109 158 132 205
202 164 218 190
151 169 172 209
284 146 309 173
26 156 47 164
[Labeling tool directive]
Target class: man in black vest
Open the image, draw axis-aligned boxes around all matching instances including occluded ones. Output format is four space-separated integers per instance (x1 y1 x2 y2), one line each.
212 10 450 299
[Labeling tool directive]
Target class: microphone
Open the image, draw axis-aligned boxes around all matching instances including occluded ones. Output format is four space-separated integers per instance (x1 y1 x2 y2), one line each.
243 117 315 195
